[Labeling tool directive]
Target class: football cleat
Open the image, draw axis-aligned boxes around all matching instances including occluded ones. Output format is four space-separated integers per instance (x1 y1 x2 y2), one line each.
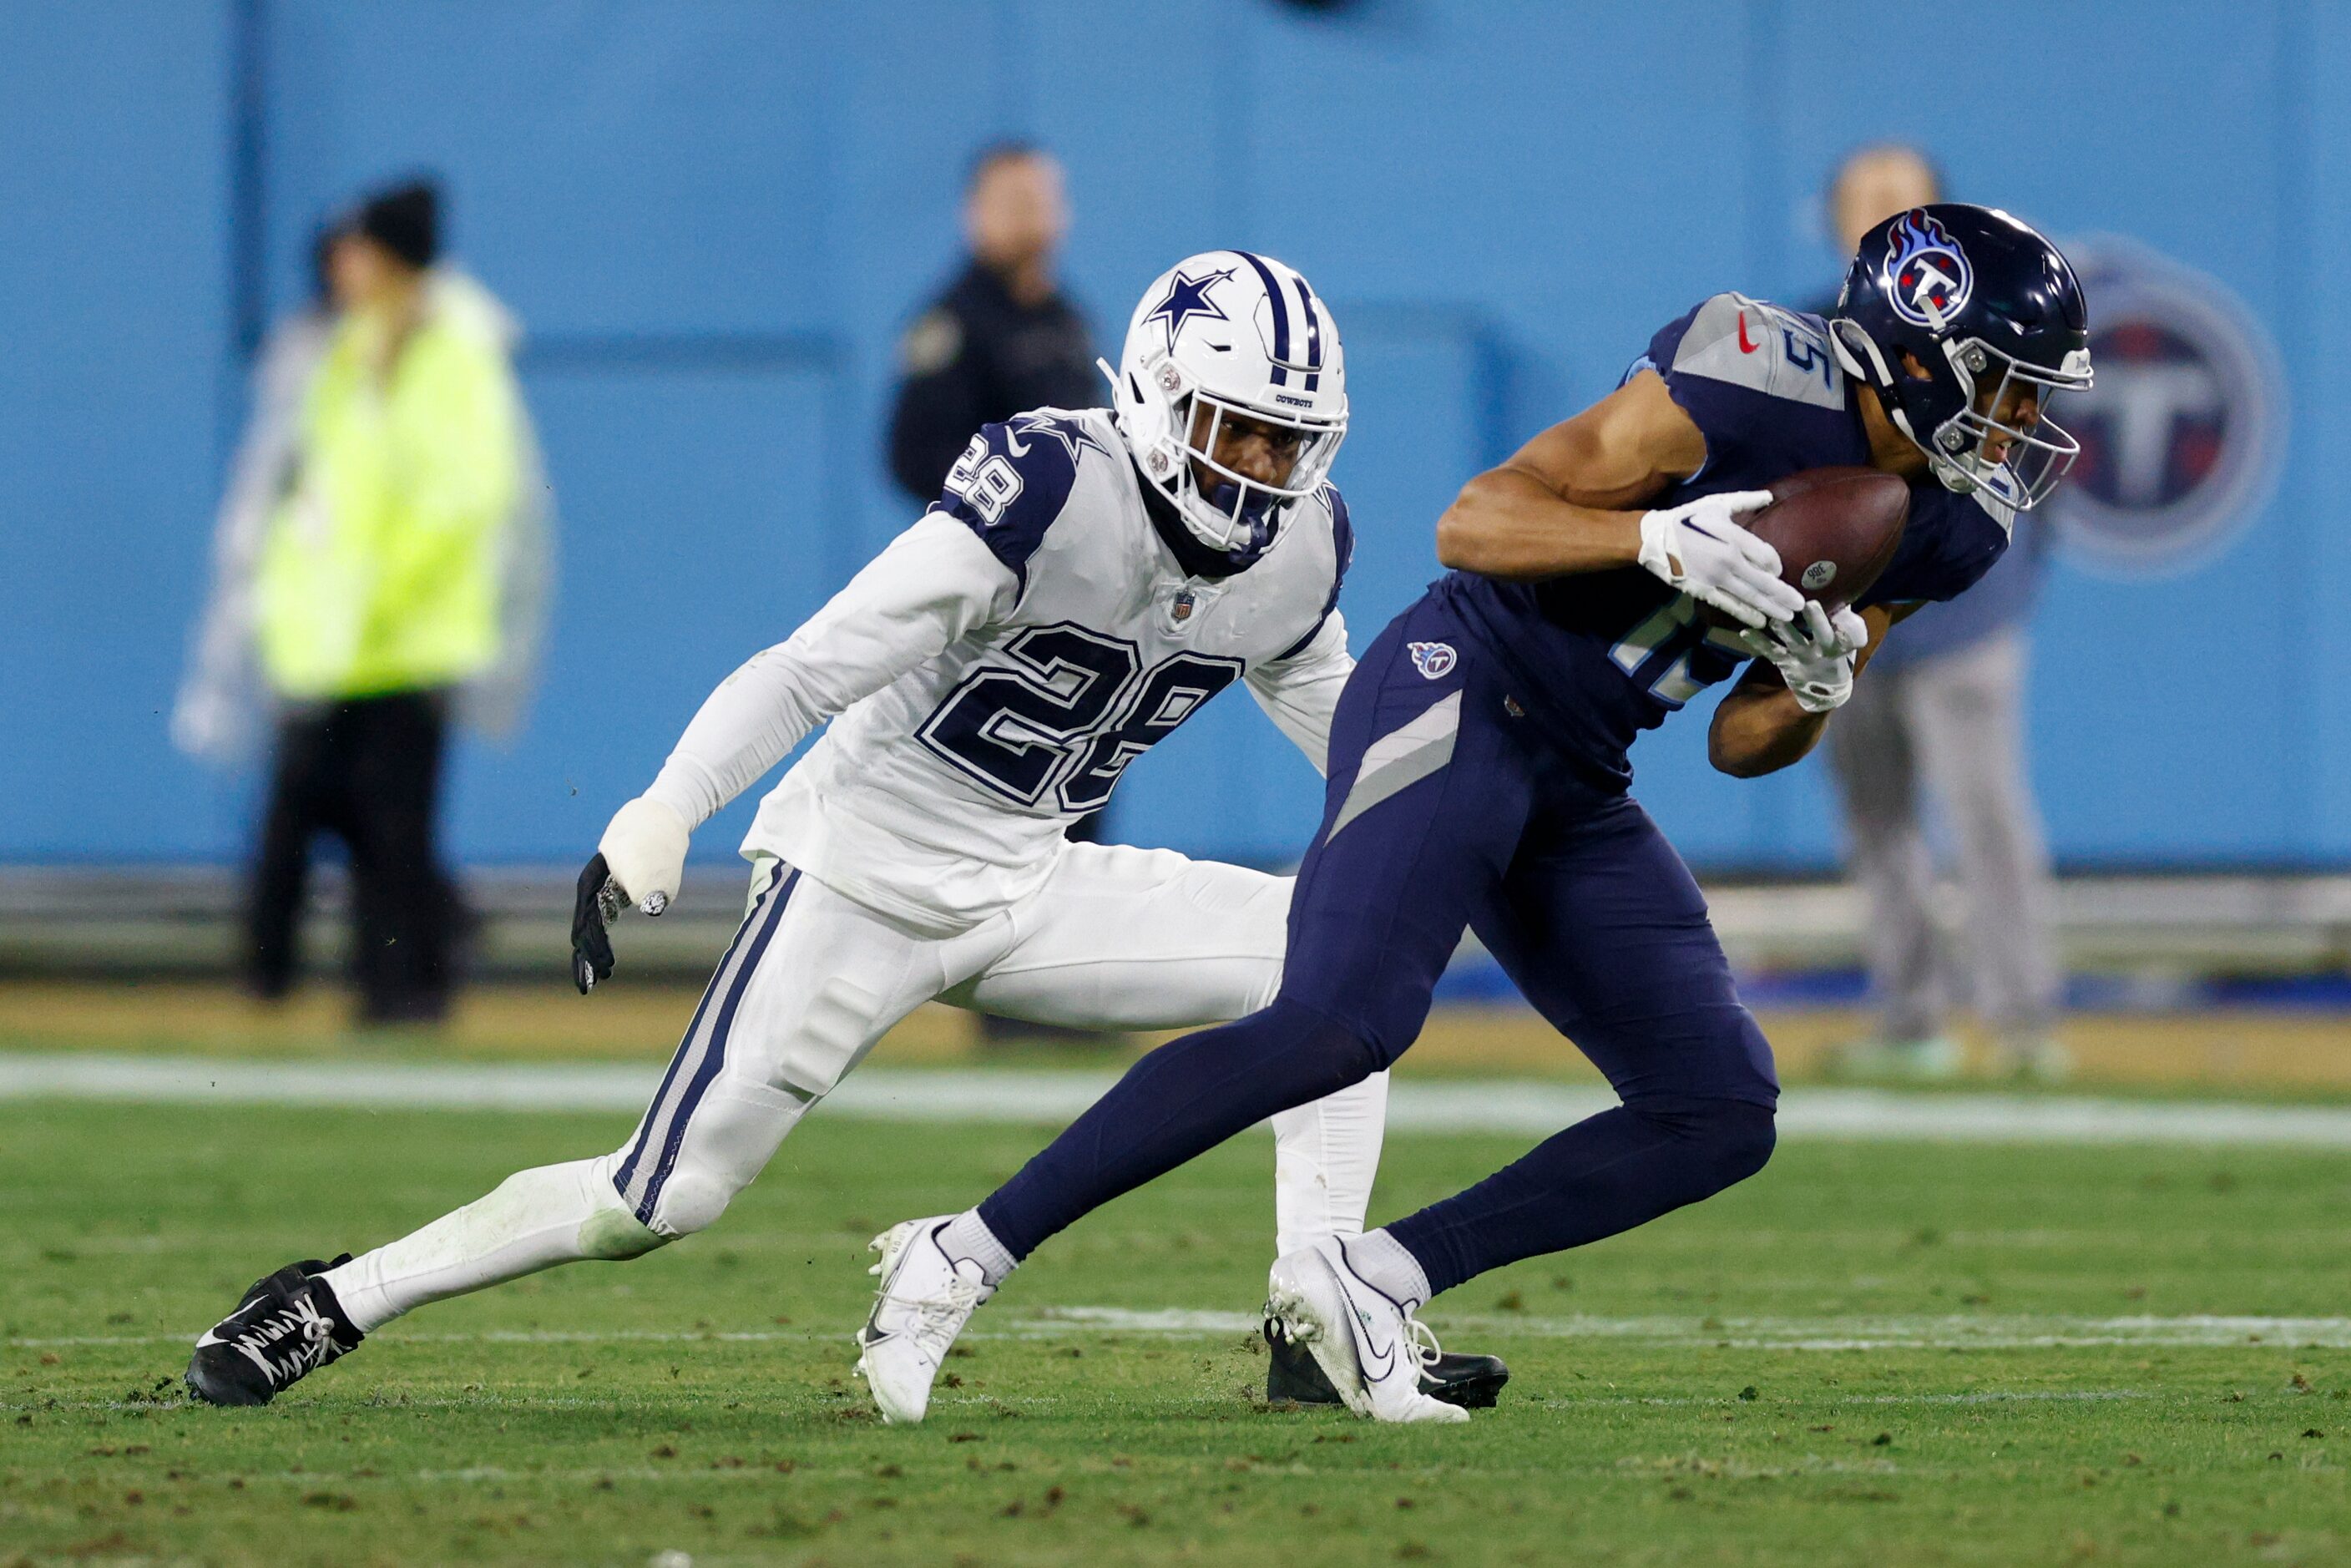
852 1217 992 1425
1265 1313 1510 1409
1265 1237 1469 1424
185 1255 363 1407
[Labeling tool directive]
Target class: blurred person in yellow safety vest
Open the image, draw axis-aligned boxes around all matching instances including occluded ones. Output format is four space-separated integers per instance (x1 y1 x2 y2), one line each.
173 177 551 1024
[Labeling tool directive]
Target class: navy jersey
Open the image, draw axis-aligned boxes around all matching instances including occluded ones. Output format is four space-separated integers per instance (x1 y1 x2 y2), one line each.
1443 292 2014 782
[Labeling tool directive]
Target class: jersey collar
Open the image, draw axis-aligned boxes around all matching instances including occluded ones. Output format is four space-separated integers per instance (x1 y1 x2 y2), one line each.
1134 456 1255 580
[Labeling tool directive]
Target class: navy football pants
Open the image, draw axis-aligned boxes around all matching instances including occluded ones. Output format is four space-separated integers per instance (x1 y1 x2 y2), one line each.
980 594 1779 1296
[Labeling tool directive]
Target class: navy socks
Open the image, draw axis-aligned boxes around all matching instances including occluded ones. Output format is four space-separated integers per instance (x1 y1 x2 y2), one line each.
1387 1096 1776 1295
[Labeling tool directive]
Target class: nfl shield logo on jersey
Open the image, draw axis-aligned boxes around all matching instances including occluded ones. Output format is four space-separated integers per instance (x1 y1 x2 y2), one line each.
1170 589 1196 624
1408 641 1457 680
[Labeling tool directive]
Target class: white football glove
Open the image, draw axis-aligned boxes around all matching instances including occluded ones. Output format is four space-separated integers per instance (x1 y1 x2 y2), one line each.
598 796 690 915
1736 600 1870 714
573 796 692 994
1636 491 1805 630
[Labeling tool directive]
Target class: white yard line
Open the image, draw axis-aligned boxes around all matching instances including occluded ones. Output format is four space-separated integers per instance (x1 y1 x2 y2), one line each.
1024 1305 2351 1349
5 1051 2351 1146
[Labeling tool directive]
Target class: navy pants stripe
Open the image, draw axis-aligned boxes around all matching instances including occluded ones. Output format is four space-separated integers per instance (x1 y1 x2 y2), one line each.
980 591 1778 1295
614 863 801 1224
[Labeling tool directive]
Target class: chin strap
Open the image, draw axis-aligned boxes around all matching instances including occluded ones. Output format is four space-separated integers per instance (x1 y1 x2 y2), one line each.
1828 317 1890 388
1133 455 1262 579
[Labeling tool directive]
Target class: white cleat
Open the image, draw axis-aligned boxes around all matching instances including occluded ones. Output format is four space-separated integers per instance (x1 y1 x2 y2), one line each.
1265 1237 1469 1424
852 1216 991 1425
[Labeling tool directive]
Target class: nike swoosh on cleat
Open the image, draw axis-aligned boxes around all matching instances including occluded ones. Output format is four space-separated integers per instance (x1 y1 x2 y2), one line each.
1341 1294 1396 1383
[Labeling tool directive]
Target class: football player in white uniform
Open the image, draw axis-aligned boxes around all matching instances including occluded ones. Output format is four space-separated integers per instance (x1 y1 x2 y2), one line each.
185 251 1507 1414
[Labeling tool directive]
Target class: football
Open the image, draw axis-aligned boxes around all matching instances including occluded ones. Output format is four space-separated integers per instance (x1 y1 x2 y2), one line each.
1739 465 1910 611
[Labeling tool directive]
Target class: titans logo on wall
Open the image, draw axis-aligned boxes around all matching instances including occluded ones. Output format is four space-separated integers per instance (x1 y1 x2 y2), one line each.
2050 237 2287 578
1884 209 1974 326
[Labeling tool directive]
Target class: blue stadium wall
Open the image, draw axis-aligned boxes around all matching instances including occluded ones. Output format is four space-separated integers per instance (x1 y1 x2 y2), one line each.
6 0 2346 871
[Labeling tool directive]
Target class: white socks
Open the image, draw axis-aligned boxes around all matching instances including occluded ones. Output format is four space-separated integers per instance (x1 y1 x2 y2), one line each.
1271 1069 1390 1257
1341 1227 1433 1309
319 1157 661 1333
935 1210 1017 1287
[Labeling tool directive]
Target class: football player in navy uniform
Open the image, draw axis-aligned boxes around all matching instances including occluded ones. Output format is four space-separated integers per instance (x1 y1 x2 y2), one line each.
858 205 2094 1424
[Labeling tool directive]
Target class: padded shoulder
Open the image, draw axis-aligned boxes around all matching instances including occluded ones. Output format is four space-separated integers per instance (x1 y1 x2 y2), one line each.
1662 293 1847 412
1273 483 1352 660
931 409 1113 594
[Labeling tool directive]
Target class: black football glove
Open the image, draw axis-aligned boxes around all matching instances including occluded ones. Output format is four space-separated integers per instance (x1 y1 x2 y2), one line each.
573 798 690 994
572 852 629 994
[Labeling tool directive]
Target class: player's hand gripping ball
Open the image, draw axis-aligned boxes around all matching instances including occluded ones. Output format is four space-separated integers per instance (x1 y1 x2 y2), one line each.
1716 465 1910 623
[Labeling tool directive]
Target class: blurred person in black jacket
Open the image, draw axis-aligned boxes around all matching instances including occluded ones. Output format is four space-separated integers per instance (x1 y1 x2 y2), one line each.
887 144 1106 1045
887 143 1096 503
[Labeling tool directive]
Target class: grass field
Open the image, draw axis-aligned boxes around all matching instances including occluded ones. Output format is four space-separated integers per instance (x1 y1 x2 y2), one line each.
6 1092 2351 1567
15 979 2351 1093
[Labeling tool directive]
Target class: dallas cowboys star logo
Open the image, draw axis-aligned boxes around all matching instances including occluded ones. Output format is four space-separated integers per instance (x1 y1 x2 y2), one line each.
1004 412 1110 464
1143 266 1237 352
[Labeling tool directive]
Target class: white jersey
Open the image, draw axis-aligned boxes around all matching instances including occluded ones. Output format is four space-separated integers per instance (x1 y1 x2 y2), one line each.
642 407 1356 935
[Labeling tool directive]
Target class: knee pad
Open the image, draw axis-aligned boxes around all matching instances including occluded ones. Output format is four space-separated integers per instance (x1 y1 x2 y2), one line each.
646 1171 737 1240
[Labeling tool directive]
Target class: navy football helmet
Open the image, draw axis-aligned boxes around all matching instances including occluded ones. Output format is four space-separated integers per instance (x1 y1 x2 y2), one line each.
1828 203 2092 508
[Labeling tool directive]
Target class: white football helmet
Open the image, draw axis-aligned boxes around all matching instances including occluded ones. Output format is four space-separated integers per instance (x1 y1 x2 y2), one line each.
1106 250 1347 567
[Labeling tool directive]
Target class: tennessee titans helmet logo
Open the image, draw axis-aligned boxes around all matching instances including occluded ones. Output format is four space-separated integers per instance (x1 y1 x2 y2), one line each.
1408 641 1457 680
1142 266 1237 351
1883 210 1974 330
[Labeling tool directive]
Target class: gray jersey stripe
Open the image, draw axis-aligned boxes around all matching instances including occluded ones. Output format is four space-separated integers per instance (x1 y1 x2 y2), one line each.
1356 690 1462 778
1326 692 1460 841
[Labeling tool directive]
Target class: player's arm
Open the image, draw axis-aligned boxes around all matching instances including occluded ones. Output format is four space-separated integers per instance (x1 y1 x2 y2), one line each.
1707 602 1909 777
1245 612 1353 776
1435 371 1801 628
1436 370 1692 576
574 514 1016 990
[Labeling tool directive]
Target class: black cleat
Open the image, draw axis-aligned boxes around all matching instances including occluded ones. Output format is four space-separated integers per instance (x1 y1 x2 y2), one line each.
185 1255 363 1407
1264 1316 1510 1410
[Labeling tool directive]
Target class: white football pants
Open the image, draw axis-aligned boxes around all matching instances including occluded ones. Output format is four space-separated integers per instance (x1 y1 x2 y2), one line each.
323 842 1390 1332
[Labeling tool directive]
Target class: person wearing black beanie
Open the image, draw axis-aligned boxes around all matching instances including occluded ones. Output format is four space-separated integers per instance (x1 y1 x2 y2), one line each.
351 179 439 272
238 169 531 1027
324 178 442 381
